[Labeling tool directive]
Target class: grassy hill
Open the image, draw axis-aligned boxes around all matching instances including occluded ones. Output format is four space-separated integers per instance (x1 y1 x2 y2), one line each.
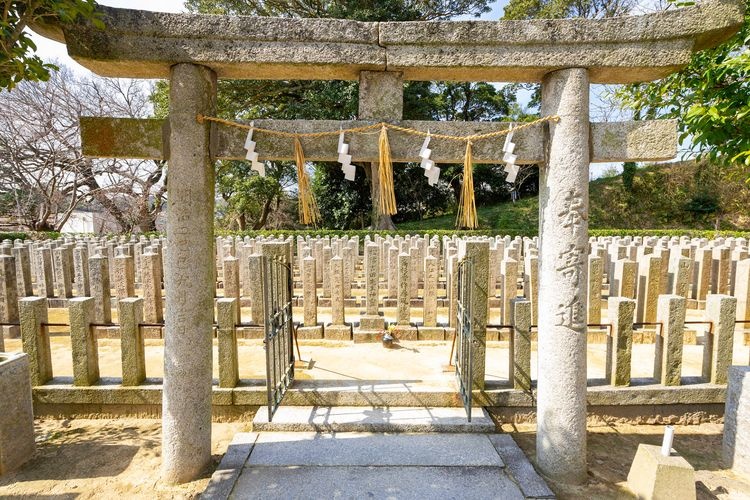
398 161 750 234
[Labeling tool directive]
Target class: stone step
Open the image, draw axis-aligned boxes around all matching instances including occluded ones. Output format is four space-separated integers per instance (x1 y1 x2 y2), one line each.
251 406 495 433
248 432 504 466
203 431 555 499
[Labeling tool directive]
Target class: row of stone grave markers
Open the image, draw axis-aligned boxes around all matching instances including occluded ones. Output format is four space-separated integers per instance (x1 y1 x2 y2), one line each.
0 233 749 342
8 258 743 392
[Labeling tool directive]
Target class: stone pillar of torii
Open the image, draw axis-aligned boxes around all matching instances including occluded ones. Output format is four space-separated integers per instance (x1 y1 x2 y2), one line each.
31 0 744 484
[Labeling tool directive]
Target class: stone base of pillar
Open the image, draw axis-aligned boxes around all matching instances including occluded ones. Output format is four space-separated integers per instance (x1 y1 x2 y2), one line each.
1 326 20 339
237 326 264 339
626 444 696 500
353 329 381 343
417 327 445 340
297 325 324 340
140 326 163 339
93 326 121 339
359 315 385 331
325 324 352 340
485 328 500 342
393 325 418 340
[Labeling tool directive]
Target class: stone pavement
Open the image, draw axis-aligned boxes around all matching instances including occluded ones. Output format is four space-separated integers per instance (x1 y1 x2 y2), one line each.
202 407 554 499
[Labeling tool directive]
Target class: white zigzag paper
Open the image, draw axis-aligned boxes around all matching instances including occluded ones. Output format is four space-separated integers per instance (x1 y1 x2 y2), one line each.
243 122 266 177
426 165 441 186
419 133 433 169
338 130 355 181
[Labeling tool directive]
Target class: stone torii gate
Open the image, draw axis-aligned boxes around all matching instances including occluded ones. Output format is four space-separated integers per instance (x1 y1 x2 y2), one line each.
32 0 743 485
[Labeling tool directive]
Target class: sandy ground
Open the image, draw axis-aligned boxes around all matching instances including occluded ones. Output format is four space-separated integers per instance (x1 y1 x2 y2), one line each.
0 418 247 499
508 421 750 499
1 418 749 499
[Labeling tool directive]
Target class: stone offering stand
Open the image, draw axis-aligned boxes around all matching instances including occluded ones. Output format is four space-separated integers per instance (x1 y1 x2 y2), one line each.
13 0 745 484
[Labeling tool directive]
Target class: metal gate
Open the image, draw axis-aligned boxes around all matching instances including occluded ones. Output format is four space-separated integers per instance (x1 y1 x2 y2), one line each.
262 255 295 421
455 258 474 421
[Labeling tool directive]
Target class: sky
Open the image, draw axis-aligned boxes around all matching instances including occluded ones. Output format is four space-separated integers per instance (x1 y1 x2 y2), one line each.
29 0 623 179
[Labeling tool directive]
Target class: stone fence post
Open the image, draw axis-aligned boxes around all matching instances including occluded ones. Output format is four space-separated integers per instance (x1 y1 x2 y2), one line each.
19 297 52 386
655 294 686 386
118 298 146 386
510 298 531 391
703 294 736 384
217 298 239 389
608 296 635 386
69 297 100 386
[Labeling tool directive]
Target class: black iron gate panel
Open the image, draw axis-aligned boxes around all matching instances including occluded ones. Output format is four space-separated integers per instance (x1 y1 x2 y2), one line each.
262 255 295 421
455 258 474 422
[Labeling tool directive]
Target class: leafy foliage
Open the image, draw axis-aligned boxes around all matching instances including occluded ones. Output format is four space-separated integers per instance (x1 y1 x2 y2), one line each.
0 0 102 90
616 0 750 167
502 0 634 19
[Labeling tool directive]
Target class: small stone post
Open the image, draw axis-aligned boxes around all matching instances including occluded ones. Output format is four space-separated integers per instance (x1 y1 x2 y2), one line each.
511 298 532 391
608 297 635 386
325 254 350 340
302 256 318 327
19 297 52 386
693 247 712 300
12 246 33 298
114 250 136 300
712 246 730 294
524 255 538 324
501 257 518 325
68 297 100 386
140 249 164 324
53 246 74 298
587 255 602 324
0 255 19 341
703 294 736 384
654 294 686 386
37 247 54 298
397 252 411 326
537 67 589 484
118 298 146 386
247 254 263 325
669 255 692 298
223 256 241 323
73 245 90 297
89 252 112 324
217 298 239 389
423 255 438 328
636 254 661 323
735 259 750 321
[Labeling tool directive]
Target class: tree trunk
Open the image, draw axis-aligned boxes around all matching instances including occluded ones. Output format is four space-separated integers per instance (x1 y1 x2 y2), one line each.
252 196 274 230
237 213 247 231
367 162 396 230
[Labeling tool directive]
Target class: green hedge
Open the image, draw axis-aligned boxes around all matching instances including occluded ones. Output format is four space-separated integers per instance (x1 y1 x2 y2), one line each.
4 229 748 241
217 228 750 239
0 231 60 242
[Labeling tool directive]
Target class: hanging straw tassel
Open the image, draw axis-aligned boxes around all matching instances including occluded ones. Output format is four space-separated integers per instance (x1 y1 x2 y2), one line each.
294 137 320 226
377 126 397 215
456 140 478 229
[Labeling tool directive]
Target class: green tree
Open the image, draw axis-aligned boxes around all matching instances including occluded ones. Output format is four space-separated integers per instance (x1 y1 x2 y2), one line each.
503 0 634 20
0 0 102 90
616 1 750 168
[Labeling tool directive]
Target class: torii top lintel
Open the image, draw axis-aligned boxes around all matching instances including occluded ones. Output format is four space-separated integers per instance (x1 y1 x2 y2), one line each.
31 0 743 84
